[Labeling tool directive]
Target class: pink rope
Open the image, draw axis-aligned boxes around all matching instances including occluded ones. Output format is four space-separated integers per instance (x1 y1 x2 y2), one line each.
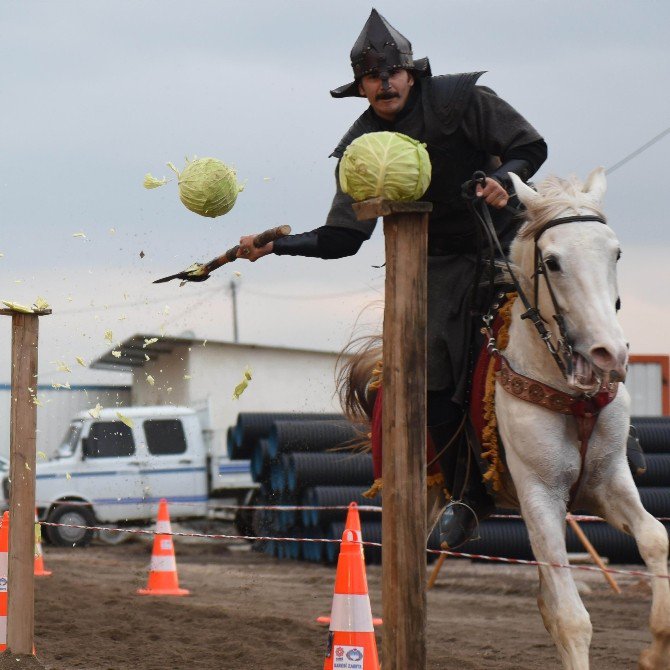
38 521 670 582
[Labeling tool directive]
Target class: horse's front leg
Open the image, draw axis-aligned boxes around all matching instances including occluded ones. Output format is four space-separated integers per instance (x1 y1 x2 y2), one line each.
500 400 593 669
590 464 670 669
516 481 592 670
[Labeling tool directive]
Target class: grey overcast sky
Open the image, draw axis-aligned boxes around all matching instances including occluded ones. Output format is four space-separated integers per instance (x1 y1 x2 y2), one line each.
1 1 669 388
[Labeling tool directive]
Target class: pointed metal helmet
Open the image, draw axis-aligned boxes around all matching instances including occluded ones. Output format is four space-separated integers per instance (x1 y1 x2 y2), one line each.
331 9 431 99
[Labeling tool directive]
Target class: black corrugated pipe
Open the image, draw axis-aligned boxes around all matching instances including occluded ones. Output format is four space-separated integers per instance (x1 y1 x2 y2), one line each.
267 420 363 459
463 519 670 564
226 426 236 460
635 454 670 487
300 486 381 527
270 459 287 494
631 418 670 454
250 438 273 484
638 487 670 516
287 453 374 493
232 412 344 460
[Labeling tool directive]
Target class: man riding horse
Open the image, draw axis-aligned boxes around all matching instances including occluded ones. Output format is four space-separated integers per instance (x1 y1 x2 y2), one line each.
236 10 639 548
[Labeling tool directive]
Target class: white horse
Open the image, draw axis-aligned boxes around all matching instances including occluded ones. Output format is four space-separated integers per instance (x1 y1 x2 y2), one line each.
342 169 670 669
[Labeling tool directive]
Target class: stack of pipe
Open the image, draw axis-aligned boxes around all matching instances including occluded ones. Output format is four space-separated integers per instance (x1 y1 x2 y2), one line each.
243 414 670 566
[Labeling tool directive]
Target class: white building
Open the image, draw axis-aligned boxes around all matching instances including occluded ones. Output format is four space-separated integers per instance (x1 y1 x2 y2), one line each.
90 333 345 457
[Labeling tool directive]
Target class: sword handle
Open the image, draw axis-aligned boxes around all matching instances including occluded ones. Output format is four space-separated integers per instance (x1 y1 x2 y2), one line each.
205 225 292 272
252 224 291 248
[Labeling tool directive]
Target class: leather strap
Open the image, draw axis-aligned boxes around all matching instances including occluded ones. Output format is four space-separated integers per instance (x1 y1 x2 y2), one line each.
496 355 618 508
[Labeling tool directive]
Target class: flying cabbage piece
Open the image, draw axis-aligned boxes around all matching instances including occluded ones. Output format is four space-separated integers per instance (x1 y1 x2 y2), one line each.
338 131 432 202
144 157 244 218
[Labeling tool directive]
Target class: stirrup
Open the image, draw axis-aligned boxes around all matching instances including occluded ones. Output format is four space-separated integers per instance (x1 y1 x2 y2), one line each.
439 500 482 550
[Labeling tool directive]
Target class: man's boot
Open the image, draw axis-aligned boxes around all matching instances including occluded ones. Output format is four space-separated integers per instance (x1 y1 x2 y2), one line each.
438 440 494 549
439 478 495 549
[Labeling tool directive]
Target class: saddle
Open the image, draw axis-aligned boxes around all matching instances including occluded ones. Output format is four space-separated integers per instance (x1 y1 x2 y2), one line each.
468 293 515 494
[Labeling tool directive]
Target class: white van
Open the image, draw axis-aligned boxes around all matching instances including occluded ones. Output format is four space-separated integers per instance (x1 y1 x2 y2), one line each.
3 406 254 546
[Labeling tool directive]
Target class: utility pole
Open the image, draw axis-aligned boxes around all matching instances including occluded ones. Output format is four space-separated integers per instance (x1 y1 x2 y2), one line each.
229 279 239 343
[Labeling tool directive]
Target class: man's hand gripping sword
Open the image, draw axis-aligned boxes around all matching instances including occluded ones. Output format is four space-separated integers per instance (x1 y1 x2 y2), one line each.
153 225 291 285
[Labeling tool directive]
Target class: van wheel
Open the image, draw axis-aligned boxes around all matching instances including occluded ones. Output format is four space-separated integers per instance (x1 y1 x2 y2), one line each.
97 527 131 545
47 504 95 547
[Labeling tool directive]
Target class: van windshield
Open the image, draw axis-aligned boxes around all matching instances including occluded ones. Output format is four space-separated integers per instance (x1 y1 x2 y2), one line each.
55 421 83 459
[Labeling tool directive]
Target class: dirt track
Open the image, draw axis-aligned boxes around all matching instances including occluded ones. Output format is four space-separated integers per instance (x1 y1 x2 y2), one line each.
28 529 656 669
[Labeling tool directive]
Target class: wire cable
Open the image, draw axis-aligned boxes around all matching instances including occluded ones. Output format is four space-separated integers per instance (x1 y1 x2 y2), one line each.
606 125 670 175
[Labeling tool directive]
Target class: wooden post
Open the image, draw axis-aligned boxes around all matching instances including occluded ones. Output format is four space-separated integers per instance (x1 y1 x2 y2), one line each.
1 308 50 655
353 198 431 670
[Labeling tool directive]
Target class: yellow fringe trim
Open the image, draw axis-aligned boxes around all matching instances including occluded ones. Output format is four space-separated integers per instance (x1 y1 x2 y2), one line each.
480 293 516 492
367 360 384 391
363 478 383 498
427 472 445 488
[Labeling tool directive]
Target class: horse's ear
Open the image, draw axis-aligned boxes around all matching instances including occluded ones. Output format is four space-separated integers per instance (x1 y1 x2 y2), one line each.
508 172 540 208
583 167 607 204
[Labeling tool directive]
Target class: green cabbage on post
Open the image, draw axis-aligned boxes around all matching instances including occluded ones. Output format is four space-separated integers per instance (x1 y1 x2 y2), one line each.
338 131 432 202
144 157 244 218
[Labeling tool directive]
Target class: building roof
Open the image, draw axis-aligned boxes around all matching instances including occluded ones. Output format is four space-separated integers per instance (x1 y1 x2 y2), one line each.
90 333 342 372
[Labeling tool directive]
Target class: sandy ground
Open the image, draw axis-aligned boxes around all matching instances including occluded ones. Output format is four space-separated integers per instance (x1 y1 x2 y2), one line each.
25 526 658 670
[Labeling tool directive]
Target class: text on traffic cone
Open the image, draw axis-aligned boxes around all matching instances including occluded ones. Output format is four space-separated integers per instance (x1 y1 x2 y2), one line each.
323 526 379 670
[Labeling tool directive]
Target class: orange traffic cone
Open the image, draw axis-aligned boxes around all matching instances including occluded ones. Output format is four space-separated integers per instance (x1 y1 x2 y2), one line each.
317 503 382 627
0 512 8 652
137 499 189 596
344 502 362 533
323 522 380 670
34 510 51 577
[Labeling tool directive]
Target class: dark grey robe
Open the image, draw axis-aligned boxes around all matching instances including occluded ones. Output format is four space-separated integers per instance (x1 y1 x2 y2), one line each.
325 76 546 402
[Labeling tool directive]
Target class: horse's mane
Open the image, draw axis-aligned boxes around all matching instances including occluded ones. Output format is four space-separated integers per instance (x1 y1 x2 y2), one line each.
517 175 605 240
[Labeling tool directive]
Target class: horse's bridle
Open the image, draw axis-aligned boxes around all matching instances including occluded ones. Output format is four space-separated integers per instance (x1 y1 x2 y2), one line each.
464 172 608 381
528 215 607 379
465 174 619 506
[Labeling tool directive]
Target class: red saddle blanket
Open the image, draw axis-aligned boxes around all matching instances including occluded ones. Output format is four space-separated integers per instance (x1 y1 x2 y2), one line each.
368 296 515 491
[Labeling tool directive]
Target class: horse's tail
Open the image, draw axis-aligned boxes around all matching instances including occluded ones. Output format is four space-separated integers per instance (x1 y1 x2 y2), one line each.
336 335 383 433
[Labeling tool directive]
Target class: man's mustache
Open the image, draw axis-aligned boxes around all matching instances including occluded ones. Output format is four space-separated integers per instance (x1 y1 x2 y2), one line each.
376 91 399 101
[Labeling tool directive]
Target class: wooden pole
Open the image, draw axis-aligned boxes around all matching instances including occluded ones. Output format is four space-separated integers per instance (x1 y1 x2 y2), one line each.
1 309 48 655
353 198 431 670
567 514 621 594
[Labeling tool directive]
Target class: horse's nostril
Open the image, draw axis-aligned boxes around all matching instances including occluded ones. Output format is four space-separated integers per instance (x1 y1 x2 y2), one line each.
591 347 611 362
590 346 619 371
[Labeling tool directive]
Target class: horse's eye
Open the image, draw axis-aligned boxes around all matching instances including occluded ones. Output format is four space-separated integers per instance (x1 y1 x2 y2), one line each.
616 249 622 261
544 256 561 272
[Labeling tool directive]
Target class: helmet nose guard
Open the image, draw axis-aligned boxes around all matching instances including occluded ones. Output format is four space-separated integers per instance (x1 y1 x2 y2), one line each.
330 9 431 99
